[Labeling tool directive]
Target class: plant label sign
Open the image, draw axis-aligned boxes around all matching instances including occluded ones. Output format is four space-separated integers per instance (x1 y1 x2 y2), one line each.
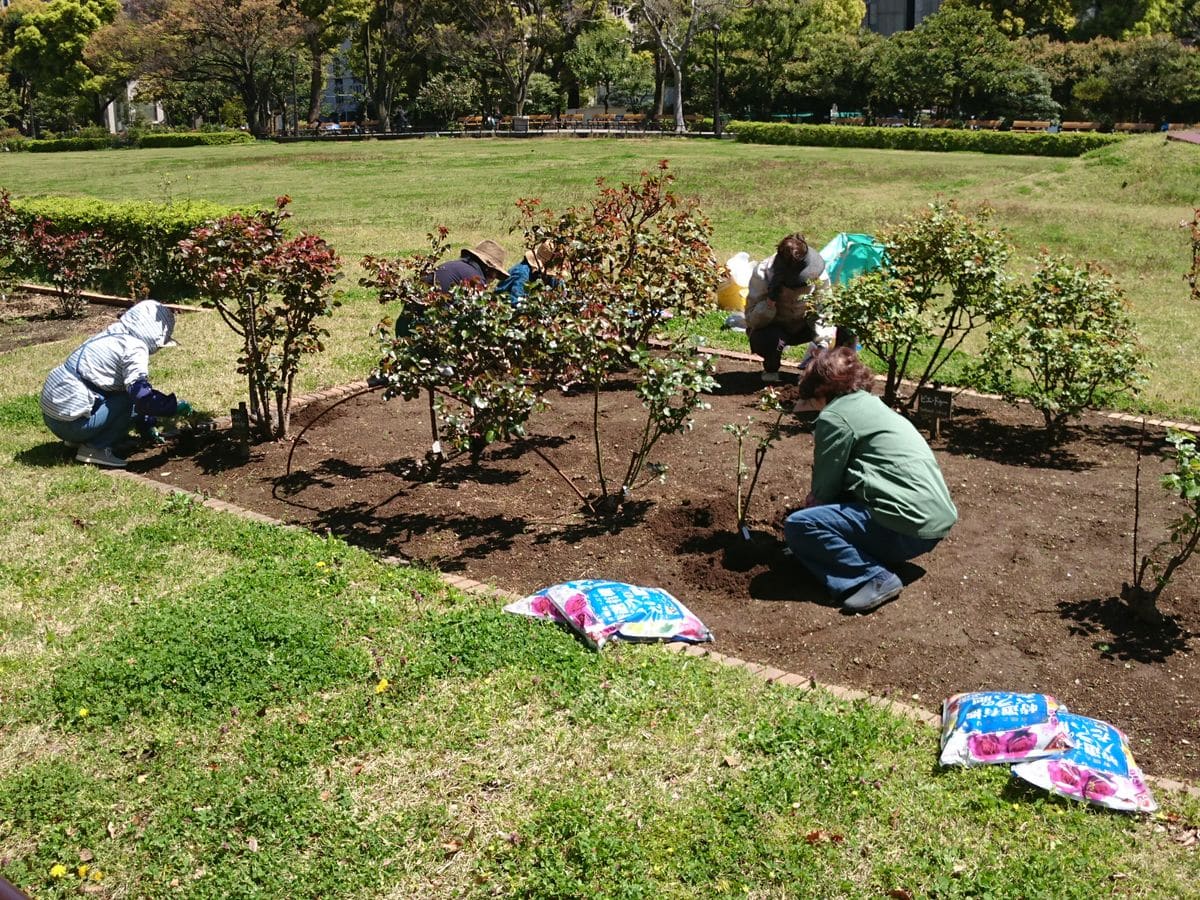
916 387 953 437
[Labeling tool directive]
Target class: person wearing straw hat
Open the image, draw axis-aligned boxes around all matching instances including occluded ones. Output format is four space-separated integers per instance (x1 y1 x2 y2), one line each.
426 239 509 293
39 300 193 469
496 241 563 305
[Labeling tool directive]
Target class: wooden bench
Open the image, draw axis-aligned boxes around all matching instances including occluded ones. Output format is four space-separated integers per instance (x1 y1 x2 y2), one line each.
559 113 585 129
1167 122 1196 131
926 119 957 129
457 116 483 132
620 113 645 130
839 116 865 126
527 114 554 131
877 116 907 128
590 114 617 129
1059 121 1100 132
1114 122 1155 133
971 119 1002 130
1010 120 1051 132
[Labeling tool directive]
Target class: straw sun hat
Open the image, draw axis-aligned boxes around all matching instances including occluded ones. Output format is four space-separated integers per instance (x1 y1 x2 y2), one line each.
461 240 509 279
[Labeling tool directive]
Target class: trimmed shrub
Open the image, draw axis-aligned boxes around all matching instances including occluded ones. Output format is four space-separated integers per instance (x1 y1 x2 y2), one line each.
26 136 122 153
138 131 255 148
730 121 1125 157
7 194 243 298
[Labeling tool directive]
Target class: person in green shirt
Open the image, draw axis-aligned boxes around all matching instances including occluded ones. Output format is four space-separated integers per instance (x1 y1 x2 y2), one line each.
784 347 958 613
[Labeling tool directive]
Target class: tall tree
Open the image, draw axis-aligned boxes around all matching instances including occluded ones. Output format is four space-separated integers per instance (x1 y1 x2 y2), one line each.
637 0 732 132
565 16 633 112
437 0 563 116
350 0 437 129
283 0 369 127
6 0 120 132
141 0 305 136
971 0 1076 37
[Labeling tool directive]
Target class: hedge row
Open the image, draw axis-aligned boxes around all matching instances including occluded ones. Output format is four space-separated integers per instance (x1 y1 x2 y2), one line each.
1 131 255 153
730 121 1127 157
7 195 243 298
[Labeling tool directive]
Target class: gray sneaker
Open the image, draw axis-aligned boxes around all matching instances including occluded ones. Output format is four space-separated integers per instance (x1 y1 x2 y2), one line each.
75 445 127 468
761 371 781 384
841 573 903 614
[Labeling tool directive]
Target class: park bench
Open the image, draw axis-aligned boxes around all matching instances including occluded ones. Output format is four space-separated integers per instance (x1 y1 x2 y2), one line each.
559 113 585 130
877 116 907 127
1114 122 1155 133
926 119 957 129
1010 120 1051 132
971 119 1002 130
1059 121 1100 132
527 114 554 131
1167 122 1197 131
590 114 617 130
457 116 483 132
620 113 645 131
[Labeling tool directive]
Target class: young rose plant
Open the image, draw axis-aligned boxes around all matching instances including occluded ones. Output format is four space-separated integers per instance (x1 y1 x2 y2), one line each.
974 253 1146 444
362 228 580 470
1125 429 1200 623
824 201 1013 408
26 218 113 318
516 163 721 517
724 388 786 538
177 197 341 440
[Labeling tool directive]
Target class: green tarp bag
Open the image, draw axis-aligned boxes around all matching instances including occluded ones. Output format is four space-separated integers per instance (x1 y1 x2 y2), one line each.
818 233 888 286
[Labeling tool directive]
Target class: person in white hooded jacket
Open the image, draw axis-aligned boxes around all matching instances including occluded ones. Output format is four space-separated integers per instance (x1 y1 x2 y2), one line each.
40 300 192 468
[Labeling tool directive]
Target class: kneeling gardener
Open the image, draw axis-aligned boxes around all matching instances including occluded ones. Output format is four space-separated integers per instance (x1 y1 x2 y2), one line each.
784 347 957 613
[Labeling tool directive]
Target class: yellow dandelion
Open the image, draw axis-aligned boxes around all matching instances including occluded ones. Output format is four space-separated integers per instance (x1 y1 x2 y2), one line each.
77 864 89 878
90 869 104 882
49 863 68 879
374 678 389 694
315 561 327 568
78 707 89 718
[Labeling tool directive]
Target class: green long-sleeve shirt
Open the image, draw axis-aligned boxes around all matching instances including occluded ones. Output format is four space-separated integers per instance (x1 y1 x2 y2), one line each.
810 391 958 539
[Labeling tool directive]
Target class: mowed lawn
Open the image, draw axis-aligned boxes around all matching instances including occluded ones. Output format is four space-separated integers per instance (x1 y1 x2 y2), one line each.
2 134 1199 416
0 138 1199 898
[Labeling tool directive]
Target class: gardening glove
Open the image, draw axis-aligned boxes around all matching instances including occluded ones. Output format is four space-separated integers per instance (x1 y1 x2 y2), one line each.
174 400 194 418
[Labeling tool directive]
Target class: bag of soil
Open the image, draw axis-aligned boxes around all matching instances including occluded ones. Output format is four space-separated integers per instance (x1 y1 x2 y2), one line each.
940 691 1072 766
504 580 713 650
1011 713 1157 813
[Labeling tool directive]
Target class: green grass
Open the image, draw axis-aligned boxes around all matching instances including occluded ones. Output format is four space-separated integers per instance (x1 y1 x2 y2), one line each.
1 139 1199 897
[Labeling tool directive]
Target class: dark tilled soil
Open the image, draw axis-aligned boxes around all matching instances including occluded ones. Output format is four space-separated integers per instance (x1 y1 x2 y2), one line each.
0 292 122 353
129 358 1200 782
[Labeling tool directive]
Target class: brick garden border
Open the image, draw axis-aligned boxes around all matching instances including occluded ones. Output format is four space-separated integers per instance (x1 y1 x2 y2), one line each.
104 375 1200 801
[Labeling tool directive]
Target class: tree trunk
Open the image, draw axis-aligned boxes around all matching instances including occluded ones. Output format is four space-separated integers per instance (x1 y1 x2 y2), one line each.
1121 583 1164 625
652 52 665 122
307 37 325 126
672 62 685 133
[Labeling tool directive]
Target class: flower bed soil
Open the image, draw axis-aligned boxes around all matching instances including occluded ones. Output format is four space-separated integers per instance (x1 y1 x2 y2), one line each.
0 291 121 353
129 356 1199 782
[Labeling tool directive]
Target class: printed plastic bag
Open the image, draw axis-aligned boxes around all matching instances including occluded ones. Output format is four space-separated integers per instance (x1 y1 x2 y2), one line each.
940 691 1072 766
1011 713 1157 813
716 252 755 311
504 580 713 650
818 233 888 286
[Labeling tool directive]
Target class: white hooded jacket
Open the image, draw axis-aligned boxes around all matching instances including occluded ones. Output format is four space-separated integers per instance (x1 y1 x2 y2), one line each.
40 301 176 422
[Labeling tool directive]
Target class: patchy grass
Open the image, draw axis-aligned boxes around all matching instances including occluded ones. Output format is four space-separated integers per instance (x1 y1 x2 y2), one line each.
0 139 1198 897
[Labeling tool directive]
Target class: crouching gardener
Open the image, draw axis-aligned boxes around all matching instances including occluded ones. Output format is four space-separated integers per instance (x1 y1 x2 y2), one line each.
40 300 192 469
784 347 957 614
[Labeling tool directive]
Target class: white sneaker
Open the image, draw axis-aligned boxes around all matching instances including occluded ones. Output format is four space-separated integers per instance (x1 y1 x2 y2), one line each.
75 445 127 468
761 371 781 384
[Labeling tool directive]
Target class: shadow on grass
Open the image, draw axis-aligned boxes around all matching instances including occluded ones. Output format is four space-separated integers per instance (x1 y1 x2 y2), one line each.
14 441 73 467
1057 595 1193 663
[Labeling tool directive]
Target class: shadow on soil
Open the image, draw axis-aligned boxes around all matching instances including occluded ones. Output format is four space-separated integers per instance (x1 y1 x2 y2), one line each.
943 406 1166 472
1057 595 1193 663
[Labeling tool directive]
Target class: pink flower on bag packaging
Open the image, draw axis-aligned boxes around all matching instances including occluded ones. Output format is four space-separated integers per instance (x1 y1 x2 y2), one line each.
562 594 588 618
967 733 1005 759
530 596 553 616
1048 760 1115 800
1005 729 1037 757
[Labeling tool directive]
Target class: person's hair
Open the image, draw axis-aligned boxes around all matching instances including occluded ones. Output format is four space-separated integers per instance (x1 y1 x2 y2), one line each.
796 347 875 401
768 233 811 300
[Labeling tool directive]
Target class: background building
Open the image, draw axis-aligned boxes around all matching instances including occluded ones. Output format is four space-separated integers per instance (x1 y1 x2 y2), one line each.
864 0 943 36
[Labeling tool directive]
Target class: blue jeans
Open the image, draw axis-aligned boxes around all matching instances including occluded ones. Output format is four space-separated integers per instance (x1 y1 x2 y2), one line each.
43 393 134 449
784 502 942 600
